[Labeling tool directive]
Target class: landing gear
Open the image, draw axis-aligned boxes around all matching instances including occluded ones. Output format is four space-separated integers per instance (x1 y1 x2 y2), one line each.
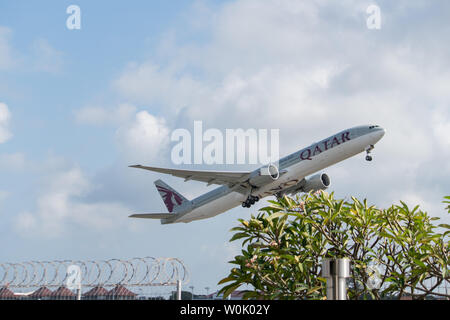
365 144 374 162
242 195 259 208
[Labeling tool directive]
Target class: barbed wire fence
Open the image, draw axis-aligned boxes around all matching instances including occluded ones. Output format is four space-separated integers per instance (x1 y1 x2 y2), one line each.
0 257 189 300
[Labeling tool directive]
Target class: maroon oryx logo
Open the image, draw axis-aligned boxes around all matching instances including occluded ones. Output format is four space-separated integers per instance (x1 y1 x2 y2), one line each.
156 185 183 212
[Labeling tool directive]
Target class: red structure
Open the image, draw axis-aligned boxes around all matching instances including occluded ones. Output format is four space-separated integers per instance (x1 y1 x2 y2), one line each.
51 286 77 300
107 285 137 300
29 287 53 300
0 287 16 300
83 286 109 300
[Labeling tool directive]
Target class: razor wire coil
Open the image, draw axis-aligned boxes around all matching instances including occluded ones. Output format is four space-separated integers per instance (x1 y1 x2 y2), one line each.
0 257 188 288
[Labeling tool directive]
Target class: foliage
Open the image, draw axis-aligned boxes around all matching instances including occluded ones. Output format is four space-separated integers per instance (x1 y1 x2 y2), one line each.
218 192 450 300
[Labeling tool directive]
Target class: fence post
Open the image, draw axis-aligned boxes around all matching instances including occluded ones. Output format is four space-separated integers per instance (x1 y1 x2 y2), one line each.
176 280 182 300
77 283 81 301
322 258 351 300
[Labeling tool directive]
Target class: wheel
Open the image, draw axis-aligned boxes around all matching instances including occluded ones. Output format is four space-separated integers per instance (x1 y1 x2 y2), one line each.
242 202 247 208
366 155 373 161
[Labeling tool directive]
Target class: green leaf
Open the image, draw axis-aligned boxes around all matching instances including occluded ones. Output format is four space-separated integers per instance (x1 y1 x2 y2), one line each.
413 258 427 269
222 282 242 299
267 211 286 221
218 276 236 285
230 232 249 242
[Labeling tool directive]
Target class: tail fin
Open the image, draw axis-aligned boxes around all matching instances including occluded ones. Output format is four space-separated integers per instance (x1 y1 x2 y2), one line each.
154 179 190 213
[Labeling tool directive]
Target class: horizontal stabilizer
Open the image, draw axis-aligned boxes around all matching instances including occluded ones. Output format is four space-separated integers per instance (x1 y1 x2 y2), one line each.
129 213 174 219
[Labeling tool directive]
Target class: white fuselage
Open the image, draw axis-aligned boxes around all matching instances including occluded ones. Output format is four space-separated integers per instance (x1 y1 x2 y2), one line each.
171 127 384 224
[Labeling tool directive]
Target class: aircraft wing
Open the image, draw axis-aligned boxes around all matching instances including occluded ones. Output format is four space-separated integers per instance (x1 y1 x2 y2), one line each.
129 213 174 219
129 165 251 186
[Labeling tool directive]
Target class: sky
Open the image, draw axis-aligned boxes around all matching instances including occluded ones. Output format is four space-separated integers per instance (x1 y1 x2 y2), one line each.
0 0 449 294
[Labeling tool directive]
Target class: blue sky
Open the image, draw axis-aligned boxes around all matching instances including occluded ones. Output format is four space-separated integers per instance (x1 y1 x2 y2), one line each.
1 0 450 294
1 1 192 164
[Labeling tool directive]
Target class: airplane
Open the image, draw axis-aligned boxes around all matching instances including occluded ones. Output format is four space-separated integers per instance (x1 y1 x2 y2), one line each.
129 124 385 224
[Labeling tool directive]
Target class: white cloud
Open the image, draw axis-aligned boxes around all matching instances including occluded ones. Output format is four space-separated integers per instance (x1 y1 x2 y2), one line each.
75 104 171 163
393 191 448 221
110 0 450 220
32 38 64 73
0 103 12 143
114 62 207 114
116 110 171 163
0 153 26 171
0 190 8 205
75 104 137 126
14 166 132 238
0 28 63 73
432 108 450 150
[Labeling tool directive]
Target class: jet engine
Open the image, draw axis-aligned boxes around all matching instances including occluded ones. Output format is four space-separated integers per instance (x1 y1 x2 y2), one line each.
301 173 331 193
248 164 281 187
278 173 331 196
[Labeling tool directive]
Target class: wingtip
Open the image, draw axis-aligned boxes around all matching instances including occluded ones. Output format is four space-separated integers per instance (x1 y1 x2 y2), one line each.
129 165 141 168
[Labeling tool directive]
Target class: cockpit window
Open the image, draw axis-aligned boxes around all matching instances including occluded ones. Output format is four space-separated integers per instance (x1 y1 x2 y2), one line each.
369 125 380 129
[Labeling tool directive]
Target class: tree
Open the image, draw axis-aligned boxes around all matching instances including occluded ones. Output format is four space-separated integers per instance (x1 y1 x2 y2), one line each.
218 192 450 300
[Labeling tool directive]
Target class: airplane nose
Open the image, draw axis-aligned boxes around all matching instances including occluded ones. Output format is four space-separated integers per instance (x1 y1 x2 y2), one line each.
376 127 386 140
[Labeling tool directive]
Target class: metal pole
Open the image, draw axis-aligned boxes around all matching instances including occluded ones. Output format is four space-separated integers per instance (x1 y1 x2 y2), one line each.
322 258 334 299
322 258 350 300
337 258 350 300
176 280 182 300
77 283 81 301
